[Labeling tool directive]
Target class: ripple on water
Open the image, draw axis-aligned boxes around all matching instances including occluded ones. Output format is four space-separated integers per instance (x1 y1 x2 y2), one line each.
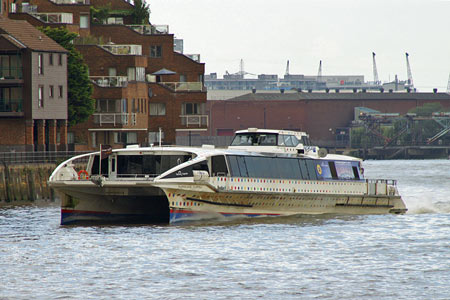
0 160 449 299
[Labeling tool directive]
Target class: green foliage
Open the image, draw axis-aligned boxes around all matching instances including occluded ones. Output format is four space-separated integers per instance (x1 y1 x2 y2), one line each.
408 102 443 116
131 0 150 24
39 26 94 127
90 5 111 24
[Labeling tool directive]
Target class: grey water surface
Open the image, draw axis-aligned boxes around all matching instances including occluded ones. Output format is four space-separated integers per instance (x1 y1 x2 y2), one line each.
1 160 449 299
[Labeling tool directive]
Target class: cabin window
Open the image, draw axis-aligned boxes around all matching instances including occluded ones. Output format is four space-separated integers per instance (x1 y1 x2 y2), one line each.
227 155 240 177
91 155 108 176
335 161 354 179
211 155 228 176
231 133 277 146
236 156 248 177
278 135 296 147
117 155 191 177
305 160 318 180
162 160 208 179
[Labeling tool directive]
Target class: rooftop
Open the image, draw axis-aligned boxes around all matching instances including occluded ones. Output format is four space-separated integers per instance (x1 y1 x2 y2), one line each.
0 16 67 53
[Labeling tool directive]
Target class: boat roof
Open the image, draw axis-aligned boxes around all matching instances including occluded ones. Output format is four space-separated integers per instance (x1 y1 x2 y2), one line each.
107 145 360 162
235 128 309 136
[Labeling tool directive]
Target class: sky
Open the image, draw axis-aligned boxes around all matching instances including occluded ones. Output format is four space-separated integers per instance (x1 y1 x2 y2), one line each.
150 0 450 91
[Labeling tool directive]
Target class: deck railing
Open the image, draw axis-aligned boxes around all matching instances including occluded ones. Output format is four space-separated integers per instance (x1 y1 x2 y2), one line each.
100 44 142 55
31 12 73 24
90 76 128 87
93 113 136 126
49 0 90 4
180 114 208 127
161 82 203 92
126 24 169 35
0 67 23 80
0 98 23 112
0 151 90 164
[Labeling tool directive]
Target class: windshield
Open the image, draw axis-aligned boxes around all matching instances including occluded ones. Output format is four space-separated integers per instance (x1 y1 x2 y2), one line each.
231 133 277 146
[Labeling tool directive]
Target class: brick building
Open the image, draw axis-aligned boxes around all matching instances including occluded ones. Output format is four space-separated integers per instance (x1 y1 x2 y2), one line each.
9 0 207 150
207 91 450 146
0 16 68 152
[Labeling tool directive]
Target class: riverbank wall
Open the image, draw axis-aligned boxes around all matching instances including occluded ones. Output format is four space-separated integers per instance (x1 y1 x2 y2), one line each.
0 163 55 206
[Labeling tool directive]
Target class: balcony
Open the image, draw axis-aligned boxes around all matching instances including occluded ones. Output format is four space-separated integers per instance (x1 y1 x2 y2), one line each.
0 67 23 80
100 44 142 55
93 113 136 126
180 114 208 127
126 24 169 35
90 76 128 87
160 82 203 92
49 0 90 4
0 98 23 116
31 12 73 24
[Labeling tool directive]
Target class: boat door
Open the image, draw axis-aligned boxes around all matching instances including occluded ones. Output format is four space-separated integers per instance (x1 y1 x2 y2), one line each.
109 154 117 179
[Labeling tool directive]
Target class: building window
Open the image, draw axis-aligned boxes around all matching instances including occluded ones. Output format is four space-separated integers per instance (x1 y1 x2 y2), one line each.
96 99 120 113
114 132 137 144
148 131 164 144
58 85 63 98
49 85 54 98
149 103 166 116
80 15 89 29
58 54 62 66
127 67 136 81
180 74 186 82
49 53 53 65
38 53 43 75
150 45 162 58
182 103 204 115
67 132 74 144
38 86 44 107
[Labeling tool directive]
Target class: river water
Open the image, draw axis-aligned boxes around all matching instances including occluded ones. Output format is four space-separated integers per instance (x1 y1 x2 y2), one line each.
0 160 449 299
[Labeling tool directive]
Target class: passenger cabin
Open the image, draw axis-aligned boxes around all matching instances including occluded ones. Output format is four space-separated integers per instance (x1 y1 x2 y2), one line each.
159 152 364 182
229 128 315 154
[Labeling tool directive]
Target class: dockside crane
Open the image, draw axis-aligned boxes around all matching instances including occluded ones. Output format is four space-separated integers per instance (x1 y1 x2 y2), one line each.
285 60 290 76
232 59 255 77
317 60 322 82
372 52 380 85
405 52 414 89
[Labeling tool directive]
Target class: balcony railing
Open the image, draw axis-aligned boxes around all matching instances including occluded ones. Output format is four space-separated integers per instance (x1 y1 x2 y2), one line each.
0 98 23 112
90 76 128 87
93 113 136 126
126 24 169 35
31 12 73 24
49 0 90 4
0 67 23 80
180 114 208 127
100 44 142 55
160 82 203 92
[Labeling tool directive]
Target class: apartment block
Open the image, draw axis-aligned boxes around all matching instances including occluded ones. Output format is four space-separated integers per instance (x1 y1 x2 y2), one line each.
0 16 68 151
10 0 207 150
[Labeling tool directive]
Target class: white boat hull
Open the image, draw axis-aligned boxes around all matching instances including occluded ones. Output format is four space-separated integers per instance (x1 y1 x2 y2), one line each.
164 187 407 224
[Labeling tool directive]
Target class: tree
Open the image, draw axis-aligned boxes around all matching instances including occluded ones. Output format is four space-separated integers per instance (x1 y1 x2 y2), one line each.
39 26 94 126
131 0 150 25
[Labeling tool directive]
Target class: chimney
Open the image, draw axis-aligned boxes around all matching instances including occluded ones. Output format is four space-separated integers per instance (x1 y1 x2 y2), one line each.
280 88 284 94
380 88 384 93
353 88 357 93
433 88 438 93
252 88 256 94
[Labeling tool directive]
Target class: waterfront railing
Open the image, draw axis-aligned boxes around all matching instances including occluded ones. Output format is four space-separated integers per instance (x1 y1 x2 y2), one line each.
0 151 90 164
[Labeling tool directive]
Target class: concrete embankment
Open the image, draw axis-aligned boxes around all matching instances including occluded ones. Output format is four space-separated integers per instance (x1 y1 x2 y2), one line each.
0 163 55 206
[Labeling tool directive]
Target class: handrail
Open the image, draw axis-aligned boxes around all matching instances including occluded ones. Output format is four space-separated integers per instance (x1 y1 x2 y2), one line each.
90 76 128 87
31 12 73 24
179 114 209 127
100 44 142 55
160 82 203 92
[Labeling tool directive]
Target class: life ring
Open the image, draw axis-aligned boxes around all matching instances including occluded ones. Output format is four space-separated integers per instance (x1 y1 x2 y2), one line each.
78 170 89 180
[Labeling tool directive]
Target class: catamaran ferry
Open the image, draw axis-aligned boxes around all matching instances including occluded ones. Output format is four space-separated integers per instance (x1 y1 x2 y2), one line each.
48 128 407 224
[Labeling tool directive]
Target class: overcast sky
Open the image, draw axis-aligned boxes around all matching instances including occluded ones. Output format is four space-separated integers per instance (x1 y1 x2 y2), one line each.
150 0 450 91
